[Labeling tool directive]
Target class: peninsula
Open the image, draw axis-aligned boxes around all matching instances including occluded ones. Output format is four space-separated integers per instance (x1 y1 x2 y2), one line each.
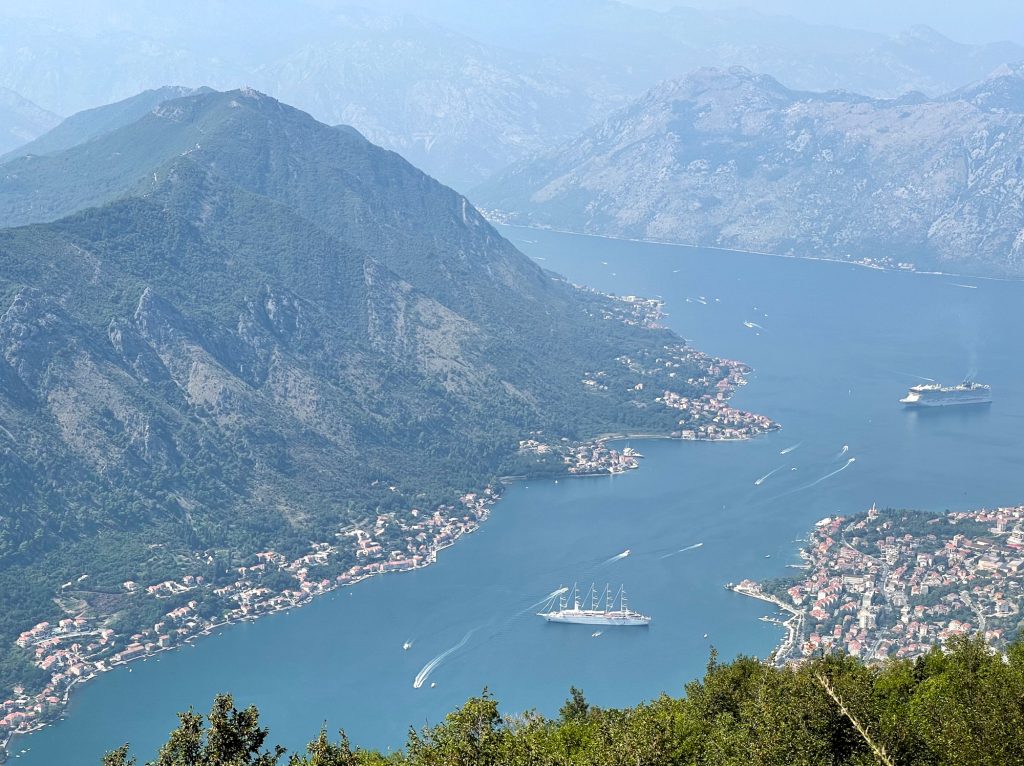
736 504 1024 665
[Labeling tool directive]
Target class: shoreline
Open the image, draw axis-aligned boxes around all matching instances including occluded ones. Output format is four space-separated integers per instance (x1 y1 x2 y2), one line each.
0 422 779 757
727 581 804 665
492 220 1024 285
0 296 777 758
0 509 492 759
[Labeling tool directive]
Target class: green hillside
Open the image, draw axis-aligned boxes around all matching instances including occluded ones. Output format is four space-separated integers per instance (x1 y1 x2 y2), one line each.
0 89 754 698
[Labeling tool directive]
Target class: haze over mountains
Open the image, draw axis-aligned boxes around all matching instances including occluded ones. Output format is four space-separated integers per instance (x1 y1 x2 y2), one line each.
477 65 1024 278
2 1 1024 188
0 87 59 156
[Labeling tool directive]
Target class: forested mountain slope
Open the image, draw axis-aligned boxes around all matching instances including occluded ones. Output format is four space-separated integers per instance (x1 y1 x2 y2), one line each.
0 88 754 697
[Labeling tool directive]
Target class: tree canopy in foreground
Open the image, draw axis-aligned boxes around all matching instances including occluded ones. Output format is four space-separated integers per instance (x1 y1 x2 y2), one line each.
103 636 1024 766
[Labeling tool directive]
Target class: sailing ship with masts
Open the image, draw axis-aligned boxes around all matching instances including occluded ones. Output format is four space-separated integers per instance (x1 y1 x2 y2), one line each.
537 583 651 626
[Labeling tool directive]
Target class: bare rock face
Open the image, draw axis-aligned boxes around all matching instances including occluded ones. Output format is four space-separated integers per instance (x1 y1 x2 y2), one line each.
476 66 1024 277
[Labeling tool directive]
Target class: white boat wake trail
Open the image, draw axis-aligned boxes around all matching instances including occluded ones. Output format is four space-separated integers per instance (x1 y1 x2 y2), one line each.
521 587 569 615
892 370 935 382
780 442 802 455
754 466 785 486
599 549 631 566
836 445 849 458
413 628 478 688
800 458 856 490
659 542 704 560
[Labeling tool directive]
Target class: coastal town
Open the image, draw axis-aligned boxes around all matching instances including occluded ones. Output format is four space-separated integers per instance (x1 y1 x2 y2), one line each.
0 432 674 757
0 284 780 760
596 293 778 441
0 490 494 754
736 504 1024 665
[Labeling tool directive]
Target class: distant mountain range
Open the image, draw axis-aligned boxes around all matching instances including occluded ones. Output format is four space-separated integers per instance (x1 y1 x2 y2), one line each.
475 65 1024 277
0 87 729 696
1 2 1023 188
0 86 59 156
250 14 625 190
0 85 206 162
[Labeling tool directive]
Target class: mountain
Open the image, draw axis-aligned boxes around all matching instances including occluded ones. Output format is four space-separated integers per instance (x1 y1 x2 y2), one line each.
250 13 623 190
0 86 60 156
0 85 207 161
0 88 751 697
0 6 626 189
475 65 1024 278
366 1 1024 98
0 15 241 116
1 5 1023 191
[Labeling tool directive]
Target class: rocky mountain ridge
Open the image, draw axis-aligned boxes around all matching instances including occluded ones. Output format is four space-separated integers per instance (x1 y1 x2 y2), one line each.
0 86 59 157
476 65 1024 277
2 3 1023 188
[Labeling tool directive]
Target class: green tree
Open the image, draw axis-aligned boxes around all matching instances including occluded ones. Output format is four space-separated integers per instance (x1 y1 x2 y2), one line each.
287 728 358 766
143 694 284 766
405 691 506 766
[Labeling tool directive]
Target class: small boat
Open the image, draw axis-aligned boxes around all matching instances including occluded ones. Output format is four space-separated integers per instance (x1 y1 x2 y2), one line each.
402 640 412 651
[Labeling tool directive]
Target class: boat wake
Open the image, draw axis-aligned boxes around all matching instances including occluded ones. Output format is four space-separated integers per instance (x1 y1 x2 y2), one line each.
892 370 935 383
754 466 785 486
801 457 856 490
742 320 764 330
951 283 978 289
836 444 849 458
659 542 703 559
523 587 569 614
779 442 802 455
413 628 478 689
599 549 631 566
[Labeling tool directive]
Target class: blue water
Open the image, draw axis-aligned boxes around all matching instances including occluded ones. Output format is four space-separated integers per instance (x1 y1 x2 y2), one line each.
15 229 1024 764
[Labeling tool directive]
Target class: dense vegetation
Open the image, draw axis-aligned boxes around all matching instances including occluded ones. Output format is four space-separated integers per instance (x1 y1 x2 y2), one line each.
0 89 721 696
102 637 1024 766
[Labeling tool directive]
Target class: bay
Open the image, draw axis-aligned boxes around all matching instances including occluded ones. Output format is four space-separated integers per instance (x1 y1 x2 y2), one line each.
14 228 1024 764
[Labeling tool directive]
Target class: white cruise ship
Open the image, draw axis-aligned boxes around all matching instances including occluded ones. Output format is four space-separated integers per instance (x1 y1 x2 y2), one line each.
899 380 991 408
538 583 651 626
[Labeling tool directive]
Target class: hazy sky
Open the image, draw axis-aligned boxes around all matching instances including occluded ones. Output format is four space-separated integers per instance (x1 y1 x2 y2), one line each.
628 0 1024 44
4 0 1023 46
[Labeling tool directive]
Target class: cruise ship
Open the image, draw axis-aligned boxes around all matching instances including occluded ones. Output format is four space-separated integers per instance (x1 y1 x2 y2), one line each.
899 380 991 408
538 583 651 626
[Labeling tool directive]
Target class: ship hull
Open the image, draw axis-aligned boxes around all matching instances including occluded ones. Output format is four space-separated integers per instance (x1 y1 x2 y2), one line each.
539 611 650 626
900 397 992 408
